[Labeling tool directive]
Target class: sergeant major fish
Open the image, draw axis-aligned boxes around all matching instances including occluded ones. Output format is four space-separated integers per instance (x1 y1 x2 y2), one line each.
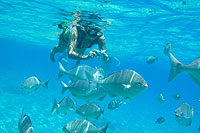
21 76 49 93
63 119 109 133
51 97 77 116
76 103 103 120
164 43 200 87
18 108 34 133
108 99 126 110
146 56 158 65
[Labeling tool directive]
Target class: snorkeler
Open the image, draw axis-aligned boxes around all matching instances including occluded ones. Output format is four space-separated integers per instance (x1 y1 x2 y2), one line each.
50 19 109 65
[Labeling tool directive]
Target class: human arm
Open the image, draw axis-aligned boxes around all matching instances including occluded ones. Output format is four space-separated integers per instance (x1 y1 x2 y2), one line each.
98 35 109 62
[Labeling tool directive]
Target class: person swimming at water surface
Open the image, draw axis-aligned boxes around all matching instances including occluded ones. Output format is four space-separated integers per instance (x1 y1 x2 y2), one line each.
50 15 109 65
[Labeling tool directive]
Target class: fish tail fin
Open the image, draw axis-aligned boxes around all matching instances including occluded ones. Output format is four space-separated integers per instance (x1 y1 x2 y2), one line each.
99 122 109 133
61 81 68 94
51 98 58 115
168 53 185 82
18 108 24 129
41 79 49 90
58 62 67 80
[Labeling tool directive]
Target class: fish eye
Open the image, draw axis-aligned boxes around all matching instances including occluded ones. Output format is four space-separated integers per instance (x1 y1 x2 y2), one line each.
137 81 141 85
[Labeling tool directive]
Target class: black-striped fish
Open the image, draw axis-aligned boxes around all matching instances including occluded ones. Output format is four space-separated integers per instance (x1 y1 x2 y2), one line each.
108 99 126 110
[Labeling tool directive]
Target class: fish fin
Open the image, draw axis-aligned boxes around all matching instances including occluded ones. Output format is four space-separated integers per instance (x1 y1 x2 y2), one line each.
60 81 68 94
51 98 58 115
99 122 109 133
122 84 131 88
168 53 184 82
98 94 107 101
18 108 24 129
188 73 200 86
41 79 49 90
57 62 68 80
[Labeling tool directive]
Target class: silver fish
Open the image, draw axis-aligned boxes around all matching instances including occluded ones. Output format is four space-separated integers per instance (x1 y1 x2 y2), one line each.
165 44 200 87
58 62 103 81
76 103 103 120
63 119 109 133
18 108 34 133
86 70 148 100
21 76 48 93
51 97 77 116
61 80 107 102
175 102 193 126
157 94 165 104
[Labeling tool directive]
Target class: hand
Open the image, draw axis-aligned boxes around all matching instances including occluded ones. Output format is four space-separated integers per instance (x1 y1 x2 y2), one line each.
87 49 99 59
100 50 109 62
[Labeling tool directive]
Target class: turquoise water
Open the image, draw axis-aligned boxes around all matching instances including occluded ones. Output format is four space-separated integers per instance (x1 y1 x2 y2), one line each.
1 0 200 132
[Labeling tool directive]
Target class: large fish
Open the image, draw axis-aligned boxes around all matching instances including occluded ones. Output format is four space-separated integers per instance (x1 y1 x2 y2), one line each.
165 44 200 87
61 81 107 102
175 102 193 126
21 76 48 93
76 103 103 120
18 108 34 133
51 97 77 116
86 69 148 100
58 62 104 81
63 119 109 133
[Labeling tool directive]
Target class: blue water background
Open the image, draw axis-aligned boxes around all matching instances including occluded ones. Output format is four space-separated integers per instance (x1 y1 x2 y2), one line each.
0 0 200 132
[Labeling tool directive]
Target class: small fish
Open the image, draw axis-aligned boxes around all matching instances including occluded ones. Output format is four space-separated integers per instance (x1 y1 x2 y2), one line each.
157 94 165 104
173 93 182 100
165 44 200 87
175 102 193 126
63 119 109 133
198 125 200 133
18 108 34 133
164 42 172 55
146 56 158 65
108 99 126 110
155 117 165 124
51 97 77 116
85 69 148 100
21 76 49 93
76 103 103 120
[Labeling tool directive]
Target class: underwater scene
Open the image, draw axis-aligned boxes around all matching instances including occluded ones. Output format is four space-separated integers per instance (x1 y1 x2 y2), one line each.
1 0 200 132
